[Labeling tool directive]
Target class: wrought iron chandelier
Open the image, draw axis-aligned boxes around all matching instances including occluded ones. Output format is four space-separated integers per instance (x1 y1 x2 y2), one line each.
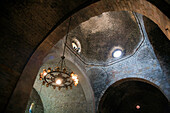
39 17 78 90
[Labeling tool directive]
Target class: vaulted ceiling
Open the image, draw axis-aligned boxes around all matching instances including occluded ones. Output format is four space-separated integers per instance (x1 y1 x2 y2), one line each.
0 0 169 113
67 11 142 64
39 10 170 113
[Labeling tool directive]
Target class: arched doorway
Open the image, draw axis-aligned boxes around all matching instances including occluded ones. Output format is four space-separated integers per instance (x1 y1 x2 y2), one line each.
98 79 170 113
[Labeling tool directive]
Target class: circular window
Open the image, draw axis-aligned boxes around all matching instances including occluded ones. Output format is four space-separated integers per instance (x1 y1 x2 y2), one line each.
72 42 78 50
112 49 123 58
71 38 81 53
110 47 124 58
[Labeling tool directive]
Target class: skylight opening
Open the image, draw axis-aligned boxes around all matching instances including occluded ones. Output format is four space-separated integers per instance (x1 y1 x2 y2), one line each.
112 49 123 58
71 38 81 53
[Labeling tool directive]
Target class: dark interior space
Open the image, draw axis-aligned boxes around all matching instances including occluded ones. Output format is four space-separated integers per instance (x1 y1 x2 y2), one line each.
98 80 170 113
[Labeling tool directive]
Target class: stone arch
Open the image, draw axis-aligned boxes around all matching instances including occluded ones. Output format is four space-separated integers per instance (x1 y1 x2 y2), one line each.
98 78 170 113
61 59 95 113
143 15 170 76
104 77 168 99
86 68 109 110
33 55 95 113
6 0 169 112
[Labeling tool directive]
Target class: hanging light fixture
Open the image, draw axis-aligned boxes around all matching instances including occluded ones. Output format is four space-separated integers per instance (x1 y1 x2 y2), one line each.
39 17 79 90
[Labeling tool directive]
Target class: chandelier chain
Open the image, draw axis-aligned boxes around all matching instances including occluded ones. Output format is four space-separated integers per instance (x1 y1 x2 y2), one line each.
39 16 78 90
62 17 72 58
61 17 72 70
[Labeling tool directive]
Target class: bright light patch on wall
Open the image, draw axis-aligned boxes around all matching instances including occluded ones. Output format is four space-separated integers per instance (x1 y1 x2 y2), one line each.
29 103 34 113
112 49 122 58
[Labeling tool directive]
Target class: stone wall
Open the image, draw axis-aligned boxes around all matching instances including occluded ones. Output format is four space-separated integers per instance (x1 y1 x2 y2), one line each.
40 13 170 112
33 60 88 113
67 11 142 65
85 14 170 111
0 0 94 112
1 0 169 112
87 37 170 110
25 88 44 113
143 16 170 80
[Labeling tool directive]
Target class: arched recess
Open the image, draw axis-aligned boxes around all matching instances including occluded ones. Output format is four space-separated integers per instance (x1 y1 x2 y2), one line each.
33 56 95 113
98 78 170 113
58 59 95 113
6 0 169 112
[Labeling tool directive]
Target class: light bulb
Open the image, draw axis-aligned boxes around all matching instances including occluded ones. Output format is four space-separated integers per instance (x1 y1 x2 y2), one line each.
75 79 78 82
74 79 78 84
56 79 62 85
74 81 78 86
71 73 78 80
136 105 140 109
43 69 47 76
43 72 47 76
71 72 74 76
47 68 51 73
72 75 77 80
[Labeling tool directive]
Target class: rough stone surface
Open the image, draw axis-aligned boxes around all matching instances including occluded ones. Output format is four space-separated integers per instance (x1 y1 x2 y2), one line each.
143 16 170 80
39 13 170 113
67 11 142 65
0 0 169 113
25 88 44 113
33 60 88 113
0 0 94 112
84 14 170 111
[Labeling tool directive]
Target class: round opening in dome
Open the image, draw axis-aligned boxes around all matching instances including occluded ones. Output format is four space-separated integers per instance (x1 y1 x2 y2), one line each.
72 42 78 50
71 38 81 53
112 49 122 58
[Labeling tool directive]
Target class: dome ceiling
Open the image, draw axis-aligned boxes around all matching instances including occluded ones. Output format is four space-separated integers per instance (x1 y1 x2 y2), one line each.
67 11 142 65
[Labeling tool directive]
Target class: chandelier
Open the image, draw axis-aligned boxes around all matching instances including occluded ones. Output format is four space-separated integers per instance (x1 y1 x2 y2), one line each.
39 17 78 90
